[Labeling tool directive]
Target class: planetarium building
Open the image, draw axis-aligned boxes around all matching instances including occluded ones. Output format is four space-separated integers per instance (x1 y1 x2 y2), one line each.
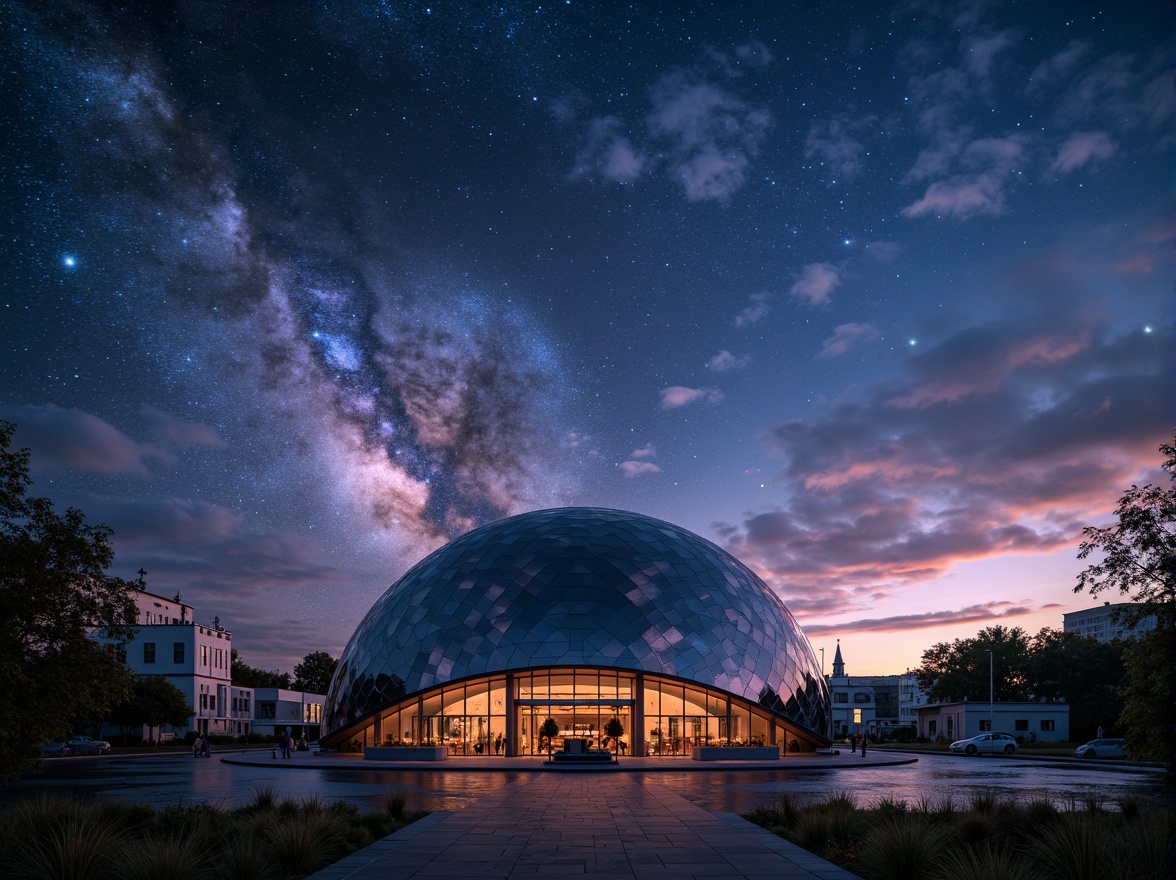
322 508 830 757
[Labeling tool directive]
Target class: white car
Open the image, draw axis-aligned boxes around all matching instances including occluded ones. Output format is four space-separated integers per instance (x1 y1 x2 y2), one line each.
949 732 1018 755
1075 738 1126 759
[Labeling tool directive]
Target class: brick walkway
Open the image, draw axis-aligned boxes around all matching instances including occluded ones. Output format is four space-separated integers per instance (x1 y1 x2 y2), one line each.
310 774 855 879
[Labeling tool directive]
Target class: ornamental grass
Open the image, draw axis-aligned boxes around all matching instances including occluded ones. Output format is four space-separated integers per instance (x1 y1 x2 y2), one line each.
0 790 427 880
744 789 1174 880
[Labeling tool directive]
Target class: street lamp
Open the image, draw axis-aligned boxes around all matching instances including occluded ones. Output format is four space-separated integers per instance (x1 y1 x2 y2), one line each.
985 649 994 732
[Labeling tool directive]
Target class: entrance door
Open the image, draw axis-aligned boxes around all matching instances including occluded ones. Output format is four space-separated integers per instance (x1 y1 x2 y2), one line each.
519 705 630 756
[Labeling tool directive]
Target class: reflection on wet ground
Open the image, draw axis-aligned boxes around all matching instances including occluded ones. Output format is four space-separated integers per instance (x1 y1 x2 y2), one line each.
5 753 1170 815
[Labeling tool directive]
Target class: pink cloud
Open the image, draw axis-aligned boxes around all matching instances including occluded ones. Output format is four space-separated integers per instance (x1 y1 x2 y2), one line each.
629 443 657 460
619 460 661 478
803 602 1046 635
734 293 771 327
659 386 724 409
1050 131 1117 174
818 323 880 359
790 263 841 307
142 405 228 450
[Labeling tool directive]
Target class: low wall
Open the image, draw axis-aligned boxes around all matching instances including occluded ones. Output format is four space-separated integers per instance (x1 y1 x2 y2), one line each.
364 746 448 761
691 746 779 761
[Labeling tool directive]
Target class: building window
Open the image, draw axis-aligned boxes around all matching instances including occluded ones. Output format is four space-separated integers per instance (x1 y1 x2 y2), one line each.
173 643 185 664
979 719 992 731
1015 719 1028 731
1040 720 1055 732
834 693 848 703
854 692 871 703
209 695 216 712
201 645 208 666
928 720 937 736
200 693 207 709
143 642 156 664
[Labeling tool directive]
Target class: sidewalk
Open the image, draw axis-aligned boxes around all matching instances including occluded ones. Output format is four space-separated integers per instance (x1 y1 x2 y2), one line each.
307 774 855 879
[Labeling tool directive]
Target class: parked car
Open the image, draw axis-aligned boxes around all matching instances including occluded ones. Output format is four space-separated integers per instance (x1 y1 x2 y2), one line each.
40 741 73 757
949 732 1018 755
1075 738 1127 759
65 735 111 755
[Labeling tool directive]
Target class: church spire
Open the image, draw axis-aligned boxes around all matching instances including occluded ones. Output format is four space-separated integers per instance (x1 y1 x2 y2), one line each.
832 638 845 677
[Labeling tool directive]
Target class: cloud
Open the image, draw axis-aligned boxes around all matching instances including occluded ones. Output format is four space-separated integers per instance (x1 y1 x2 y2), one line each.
1050 131 1117 174
619 460 661 478
78 493 342 592
804 114 876 181
803 602 1047 635
561 431 602 458
647 72 771 202
659 386 724 409
619 444 660 477
569 115 647 184
903 134 1027 220
818 323 880 359
717 247 1169 604
1 404 158 477
734 293 771 327
961 30 1018 79
141 406 228 450
706 350 750 371
1027 39 1093 93
790 263 841 307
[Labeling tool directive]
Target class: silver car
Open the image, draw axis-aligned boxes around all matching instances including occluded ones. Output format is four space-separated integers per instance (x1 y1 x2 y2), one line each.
949 732 1018 755
1075 738 1126 759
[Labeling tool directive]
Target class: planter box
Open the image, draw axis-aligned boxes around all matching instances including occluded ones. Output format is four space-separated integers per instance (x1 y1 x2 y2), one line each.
691 746 779 761
364 746 448 762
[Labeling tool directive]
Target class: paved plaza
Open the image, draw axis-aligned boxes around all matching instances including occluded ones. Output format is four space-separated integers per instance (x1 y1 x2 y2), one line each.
309 774 855 880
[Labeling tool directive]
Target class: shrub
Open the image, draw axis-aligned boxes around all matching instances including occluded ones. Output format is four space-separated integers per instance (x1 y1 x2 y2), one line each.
939 841 1033 880
1032 813 1106 880
858 814 946 880
263 811 346 876
217 834 276 880
969 789 999 814
384 787 409 821
16 815 124 880
1115 793 1144 820
249 785 277 811
823 790 858 812
118 834 212 880
794 810 832 854
871 794 908 818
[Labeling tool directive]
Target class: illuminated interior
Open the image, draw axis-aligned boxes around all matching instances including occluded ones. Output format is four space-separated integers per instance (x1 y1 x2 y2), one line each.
332 667 821 757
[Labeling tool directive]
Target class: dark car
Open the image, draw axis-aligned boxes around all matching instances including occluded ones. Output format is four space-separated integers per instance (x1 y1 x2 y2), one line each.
40 741 74 757
65 735 111 755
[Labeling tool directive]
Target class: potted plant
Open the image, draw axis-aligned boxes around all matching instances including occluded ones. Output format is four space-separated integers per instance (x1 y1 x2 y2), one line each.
604 717 625 760
539 717 560 759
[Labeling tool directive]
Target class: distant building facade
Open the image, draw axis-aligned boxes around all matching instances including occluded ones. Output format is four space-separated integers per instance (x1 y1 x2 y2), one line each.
825 643 934 740
917 701 1069 743
1063 603 1157 642
252 688 325 742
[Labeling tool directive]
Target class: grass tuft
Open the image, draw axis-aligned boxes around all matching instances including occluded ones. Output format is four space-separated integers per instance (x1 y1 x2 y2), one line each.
16 815 124 880
858 814 946 880
264 810 346 876
384 787 409 821
249 785 277 811
118 834 211 880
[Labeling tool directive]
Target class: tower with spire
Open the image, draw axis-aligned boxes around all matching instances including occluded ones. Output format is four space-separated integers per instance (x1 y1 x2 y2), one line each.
832 638 845 678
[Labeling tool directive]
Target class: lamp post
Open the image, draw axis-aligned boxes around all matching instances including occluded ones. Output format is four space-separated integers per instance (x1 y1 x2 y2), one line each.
985 649 994 732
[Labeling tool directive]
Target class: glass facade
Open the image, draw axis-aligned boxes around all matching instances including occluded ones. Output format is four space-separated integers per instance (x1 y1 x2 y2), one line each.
323 508 830 754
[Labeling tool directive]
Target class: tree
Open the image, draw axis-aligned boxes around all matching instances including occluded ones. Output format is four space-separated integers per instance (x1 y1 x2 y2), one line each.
1075 437 1175 621
539 717 560 758
108 675 193 745
0 421 137 784
1024 628 1124 742
293 651 337 694
1075 436 1176 770
915 625 1032 704
230 649 291 689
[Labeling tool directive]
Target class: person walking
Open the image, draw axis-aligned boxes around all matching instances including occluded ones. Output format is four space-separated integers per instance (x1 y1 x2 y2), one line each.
861 734 868 757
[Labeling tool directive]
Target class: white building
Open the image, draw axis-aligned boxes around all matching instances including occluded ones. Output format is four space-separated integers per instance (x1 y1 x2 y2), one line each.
251 688 325 742
916 701 1070 743
1063 602 1157 642
105 587 251 739
826 641 878 738
898 672 930 728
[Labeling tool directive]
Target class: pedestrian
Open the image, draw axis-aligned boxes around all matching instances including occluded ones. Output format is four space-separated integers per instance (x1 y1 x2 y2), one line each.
286 736 294 758
861 734 868 757
850 733 857 754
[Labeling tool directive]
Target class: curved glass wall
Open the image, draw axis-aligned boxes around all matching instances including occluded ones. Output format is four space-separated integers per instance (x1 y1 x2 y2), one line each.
334 666 824 757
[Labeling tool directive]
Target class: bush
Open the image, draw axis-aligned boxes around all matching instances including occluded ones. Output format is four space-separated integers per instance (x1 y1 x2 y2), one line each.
16 815 124 880
858 815 946 880
118 834 211 880
263 811 346 876
384 788 409 821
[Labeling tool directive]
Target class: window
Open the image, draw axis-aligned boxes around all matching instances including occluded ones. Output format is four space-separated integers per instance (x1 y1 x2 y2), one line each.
979 719 992 731
200 693 207 710
834 693 848 703
173 642 185 664
143 642 156 664
209 695 216 712
201 645 208 666
854 692 871 703
1040 720 1055 732
1015 719 1028 731
928 720 937 736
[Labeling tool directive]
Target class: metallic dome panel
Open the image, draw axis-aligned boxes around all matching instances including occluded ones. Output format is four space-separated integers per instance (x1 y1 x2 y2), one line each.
323 508 829 739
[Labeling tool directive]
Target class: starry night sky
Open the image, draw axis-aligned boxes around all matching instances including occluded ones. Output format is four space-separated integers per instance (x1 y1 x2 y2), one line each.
3 1 1170 675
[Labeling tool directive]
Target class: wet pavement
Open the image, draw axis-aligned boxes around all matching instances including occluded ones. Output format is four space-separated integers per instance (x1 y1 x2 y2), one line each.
5 749 1169 814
